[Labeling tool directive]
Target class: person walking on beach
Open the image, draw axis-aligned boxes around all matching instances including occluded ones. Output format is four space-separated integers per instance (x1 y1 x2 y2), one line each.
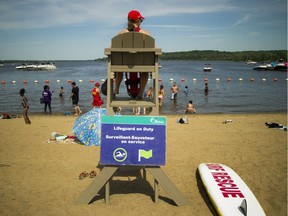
91 82 104 108
42 85 52 114
113 10 151 99
19 88 31 124
170 82 179 100
70 82 82 115
158 85 165 106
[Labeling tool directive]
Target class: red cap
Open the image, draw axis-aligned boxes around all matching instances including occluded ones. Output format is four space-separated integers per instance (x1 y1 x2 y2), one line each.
128 10 144 21
95 82 100 86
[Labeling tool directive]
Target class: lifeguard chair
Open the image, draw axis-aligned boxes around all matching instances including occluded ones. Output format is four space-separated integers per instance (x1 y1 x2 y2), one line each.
104 32 162 115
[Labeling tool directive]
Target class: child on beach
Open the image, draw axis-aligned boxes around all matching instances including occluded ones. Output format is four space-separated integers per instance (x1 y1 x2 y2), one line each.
19 88 31 124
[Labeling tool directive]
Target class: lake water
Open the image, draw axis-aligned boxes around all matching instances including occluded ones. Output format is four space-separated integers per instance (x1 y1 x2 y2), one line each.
0 60 287 115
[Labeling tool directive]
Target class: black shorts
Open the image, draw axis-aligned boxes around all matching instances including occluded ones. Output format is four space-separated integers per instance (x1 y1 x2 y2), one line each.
72 99 79 106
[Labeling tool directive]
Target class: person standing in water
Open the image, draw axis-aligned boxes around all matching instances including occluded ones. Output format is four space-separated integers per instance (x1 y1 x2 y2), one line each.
70 82 82 115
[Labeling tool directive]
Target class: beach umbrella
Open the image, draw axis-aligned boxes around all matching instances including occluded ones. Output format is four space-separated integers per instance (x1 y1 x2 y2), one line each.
73 108 106 146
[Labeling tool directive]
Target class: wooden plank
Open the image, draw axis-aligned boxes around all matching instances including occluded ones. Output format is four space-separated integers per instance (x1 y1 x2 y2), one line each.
154 179 159 203
111 34 123 48
122 52 134 65
111 100 156 107
110 65 155 72
105 48 162 54
76 166 118 204
133 33 145 48
144 35 155 48
146 167 190 206
122 33 133 48
105 180 110 205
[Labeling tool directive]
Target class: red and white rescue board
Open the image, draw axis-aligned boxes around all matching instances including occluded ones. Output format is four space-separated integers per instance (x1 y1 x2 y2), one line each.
198 163 266 216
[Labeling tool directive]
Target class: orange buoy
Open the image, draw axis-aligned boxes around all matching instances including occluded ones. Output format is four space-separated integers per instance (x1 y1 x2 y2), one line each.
227 78 232 82
67 80 72 83
45 80 49 83
1 80 5 84
158 79 162 82
90 79 94 83
181 79 185 82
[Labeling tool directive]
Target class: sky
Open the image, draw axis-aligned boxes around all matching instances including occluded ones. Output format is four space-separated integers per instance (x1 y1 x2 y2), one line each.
0 0 287 60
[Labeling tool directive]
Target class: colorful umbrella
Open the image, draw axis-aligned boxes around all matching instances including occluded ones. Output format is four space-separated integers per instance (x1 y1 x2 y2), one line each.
73 108 106 146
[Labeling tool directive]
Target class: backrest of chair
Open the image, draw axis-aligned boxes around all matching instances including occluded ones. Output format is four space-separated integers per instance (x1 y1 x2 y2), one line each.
110 32 156 66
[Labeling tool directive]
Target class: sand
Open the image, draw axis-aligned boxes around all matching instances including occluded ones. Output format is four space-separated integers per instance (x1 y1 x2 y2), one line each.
0 113 287 216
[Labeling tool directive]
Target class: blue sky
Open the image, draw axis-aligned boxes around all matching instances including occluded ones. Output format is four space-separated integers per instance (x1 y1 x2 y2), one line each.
0 0 287 60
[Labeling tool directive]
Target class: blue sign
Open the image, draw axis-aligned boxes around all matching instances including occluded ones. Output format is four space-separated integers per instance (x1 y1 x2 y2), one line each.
100 116 166 166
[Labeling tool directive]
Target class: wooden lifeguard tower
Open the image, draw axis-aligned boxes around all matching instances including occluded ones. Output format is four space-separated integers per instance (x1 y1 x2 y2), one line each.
76 33 189 206
104 32 162 115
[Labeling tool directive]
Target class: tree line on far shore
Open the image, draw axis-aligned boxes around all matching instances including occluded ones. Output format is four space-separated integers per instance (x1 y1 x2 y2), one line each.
158 50 287 62
94 50 286 62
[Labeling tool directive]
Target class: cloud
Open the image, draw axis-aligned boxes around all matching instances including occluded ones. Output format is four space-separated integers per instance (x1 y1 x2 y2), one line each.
0 0 236 30
233 13 251 26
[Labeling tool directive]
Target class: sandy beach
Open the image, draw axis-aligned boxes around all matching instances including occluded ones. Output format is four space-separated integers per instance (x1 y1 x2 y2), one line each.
0 113 286 216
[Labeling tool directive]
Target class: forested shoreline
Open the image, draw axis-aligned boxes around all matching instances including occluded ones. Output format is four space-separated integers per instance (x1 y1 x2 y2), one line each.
159 50 287 62
95 50 287 62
